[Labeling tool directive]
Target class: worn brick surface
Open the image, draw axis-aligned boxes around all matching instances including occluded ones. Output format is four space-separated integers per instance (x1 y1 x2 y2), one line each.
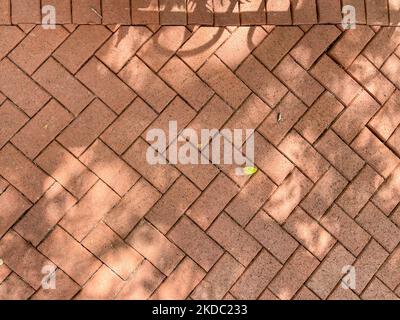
1 17 400 300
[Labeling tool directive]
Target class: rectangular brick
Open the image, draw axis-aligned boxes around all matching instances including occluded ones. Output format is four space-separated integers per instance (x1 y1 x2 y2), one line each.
369 90 400 141
187 0 213 25
0 186 31 238
225 172 276 226
259 93 307 147
329 26 375 69
264 168 313 224
317 0 341 23
104 178 161 238
280 130 330 182
146 176 200 233
75 265 124 300
363 27 400 68
131 0 159 24
116 260 164 300
9 26 69 75
387 130 400 164
123 138 180 193
0 176 8 194
14 183 76 246
377 246 400 290
389 0 400 25
269 246 319 300
151 257 205 300
39 226 102 286
101 98 156 155
42 0 71 24
0 144 54 202
223 94 271 142
186 95 232 138
80 140 139 197
349 55 395 105
198 55 250 109
366 0 389 25
191 253 244 300
353 240 389 294
337 165 384 218
53 25 111 74
231 250 281 299
137 26 191 72
159 56 213 111
35 141 98 199
187 173 239 230
57 99 115 157
11 0 40 23
96 26 152 73
246 210 298 263
295 287 320 300
208 213 261 266
12 100 72 160
254 26 303 70
0 58 50 117
72 0 101 24
60 181 119 241
291 25 341 69
285 207 336 260
0 230 52 289
266 0 291 24
0 100 28 149
321 205 370 255
214 0 240 25
127 220 184 276
76 57 136 114
82 222 143 280
236 55 288 107
307 244 355 299
342 0 366 24
296 92 344 144
301 167 348 220
144 97 196 153
33 57 94 116
311 55 362 105
332 90 380 144
177 27 231 71
0 274 33 300
382 54 400 88
362 278 399 300
0 27 24 60
159 0 186 25
31 269 80 300
119 56 176 113
216 27 267 71
372 166 400 215
0 0 11 24
240 0 266 25
102 0 130 24
275 55 323 106
351 128 400 178
169 216 223 271
316 130 364 180
291 0 317 24
356 202 400 252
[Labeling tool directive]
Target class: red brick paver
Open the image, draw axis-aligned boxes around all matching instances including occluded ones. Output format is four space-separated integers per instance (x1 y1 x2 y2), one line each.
1 8 400 301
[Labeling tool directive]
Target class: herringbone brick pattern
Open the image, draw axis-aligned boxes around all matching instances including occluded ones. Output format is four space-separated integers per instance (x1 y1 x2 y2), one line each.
1 22 400 300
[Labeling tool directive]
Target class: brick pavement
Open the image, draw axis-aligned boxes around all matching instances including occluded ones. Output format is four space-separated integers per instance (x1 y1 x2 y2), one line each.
1 2 400 301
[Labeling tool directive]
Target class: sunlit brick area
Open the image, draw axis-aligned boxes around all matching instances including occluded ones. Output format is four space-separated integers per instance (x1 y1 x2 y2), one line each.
1 0 400 300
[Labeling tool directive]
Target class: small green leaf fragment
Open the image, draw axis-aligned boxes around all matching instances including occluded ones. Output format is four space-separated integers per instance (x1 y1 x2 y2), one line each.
243 167 258 175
